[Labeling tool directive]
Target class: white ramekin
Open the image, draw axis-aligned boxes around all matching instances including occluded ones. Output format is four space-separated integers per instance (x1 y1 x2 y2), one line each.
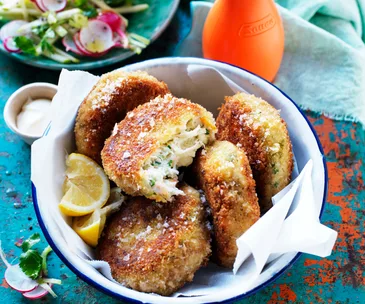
3 82 57 145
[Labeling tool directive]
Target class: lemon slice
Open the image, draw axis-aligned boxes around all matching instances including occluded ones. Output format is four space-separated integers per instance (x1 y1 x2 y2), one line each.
72 188 125 247
59 153 110 216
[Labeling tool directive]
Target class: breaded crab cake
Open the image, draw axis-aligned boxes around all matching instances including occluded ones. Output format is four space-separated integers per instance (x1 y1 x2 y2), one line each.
192 140 260 267
75 70 170 164
216 92 293 213
101 94 217 203
97 184 211 296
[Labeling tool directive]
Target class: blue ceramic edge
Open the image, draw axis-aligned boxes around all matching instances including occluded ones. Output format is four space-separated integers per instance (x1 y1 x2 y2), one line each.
31 58 328 303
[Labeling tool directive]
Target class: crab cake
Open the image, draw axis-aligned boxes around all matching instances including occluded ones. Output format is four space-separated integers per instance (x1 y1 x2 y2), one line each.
75 70 170 164
97 184 211 296
101 94 216 203
216 92 293 213
192 141 260 267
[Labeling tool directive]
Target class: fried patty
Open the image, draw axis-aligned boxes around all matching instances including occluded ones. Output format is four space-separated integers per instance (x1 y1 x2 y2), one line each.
216 92 293 213
191 140 260 267
75 70 170 164
101 94 217 203
97 184 211 296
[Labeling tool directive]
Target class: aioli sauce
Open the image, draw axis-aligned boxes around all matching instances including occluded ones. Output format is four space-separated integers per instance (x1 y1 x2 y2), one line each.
16 97 52 136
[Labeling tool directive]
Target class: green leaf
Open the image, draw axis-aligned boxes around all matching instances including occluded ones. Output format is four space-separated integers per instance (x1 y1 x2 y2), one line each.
19 249 43 280
21 233 41 252
74 0 87 7
13 36 36 56
82 6 97 18
72 0 97 18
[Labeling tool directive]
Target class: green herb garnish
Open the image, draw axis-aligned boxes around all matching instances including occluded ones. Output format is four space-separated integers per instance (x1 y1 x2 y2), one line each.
149 180 155 187
0 233 61 299
19 249 43 280
21 233 40 252
13 36 36 55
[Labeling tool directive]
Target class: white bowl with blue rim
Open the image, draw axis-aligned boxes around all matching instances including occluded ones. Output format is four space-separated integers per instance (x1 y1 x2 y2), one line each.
31 57 327 303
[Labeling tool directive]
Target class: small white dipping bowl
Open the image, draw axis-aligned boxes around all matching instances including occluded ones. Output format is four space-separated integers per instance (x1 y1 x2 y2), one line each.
31 58 327 304
4 82 57 145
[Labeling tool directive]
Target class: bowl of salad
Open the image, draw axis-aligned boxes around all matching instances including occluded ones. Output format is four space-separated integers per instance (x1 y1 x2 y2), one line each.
0 0 179 70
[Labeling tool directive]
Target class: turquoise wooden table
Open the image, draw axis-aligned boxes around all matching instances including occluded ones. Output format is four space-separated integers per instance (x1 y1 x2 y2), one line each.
1 1 365 303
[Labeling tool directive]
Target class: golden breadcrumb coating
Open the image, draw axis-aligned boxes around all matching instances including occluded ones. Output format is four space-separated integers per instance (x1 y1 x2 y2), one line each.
216 92 293 213
97 184 211 296
75 70 170 164
101 94 217 203
191 140 260 267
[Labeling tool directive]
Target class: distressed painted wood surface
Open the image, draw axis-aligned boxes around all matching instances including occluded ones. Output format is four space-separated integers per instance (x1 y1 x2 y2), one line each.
0 1 364 303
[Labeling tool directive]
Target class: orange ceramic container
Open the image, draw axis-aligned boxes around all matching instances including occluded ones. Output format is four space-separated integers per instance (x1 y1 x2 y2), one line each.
202 0 284 82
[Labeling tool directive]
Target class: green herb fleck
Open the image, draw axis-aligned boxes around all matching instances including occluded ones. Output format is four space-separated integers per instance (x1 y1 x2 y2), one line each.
167 145 172 149
273 182 279 188
272 167 279 174
149 180 155 187
19 250 43 280
21 233 40 252
168 160 173 167
205 129 210 135
228 154 236 162
13 36 36 55
152 161 161 166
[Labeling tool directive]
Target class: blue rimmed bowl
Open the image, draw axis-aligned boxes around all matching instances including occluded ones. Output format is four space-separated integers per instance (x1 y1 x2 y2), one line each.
31 57 327 303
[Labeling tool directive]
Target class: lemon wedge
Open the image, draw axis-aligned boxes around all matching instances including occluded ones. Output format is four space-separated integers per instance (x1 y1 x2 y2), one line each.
59 153 110 217
73 210 105 247
72 187 125 247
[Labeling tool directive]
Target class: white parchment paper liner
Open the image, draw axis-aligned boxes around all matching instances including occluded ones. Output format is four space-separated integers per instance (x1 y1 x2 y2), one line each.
31 67 337 299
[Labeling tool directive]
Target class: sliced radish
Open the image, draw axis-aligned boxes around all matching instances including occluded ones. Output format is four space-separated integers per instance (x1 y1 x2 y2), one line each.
97 11 126 34
5 265 38 293
41 0 67 12
0 20 28 42
23 285 49 300
73 33 101 57
34 0 47 12
97 11 128 48
113 32 128 49
3 37 21 53
79 20 115 53
62 35 84 55
73 32 108 57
